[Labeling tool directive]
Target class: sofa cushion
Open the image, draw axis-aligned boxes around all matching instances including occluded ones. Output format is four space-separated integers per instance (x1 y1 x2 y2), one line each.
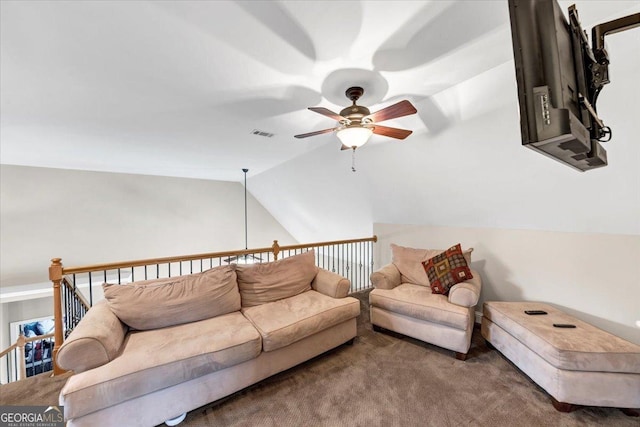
483 301 640 374
237 250 318 307
60 312 261 419
241 290 360 352
422 244 473 295
369 284 471 330
103 264 240 330
391 244 473 287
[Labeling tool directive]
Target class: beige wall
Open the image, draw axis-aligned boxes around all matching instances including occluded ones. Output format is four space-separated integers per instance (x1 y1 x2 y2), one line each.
0 165 296 287
374 223 640 345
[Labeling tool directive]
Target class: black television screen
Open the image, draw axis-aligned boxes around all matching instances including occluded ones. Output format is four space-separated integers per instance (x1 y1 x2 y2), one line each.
507 0 607 171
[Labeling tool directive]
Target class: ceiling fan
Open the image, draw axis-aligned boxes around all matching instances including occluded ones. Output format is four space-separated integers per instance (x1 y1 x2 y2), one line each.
294 86 418 151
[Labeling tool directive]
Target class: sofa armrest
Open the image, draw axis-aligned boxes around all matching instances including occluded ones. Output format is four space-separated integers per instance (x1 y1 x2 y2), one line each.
448 269 482 308
56 300 128 373
312 268 351 298
370 264 401 290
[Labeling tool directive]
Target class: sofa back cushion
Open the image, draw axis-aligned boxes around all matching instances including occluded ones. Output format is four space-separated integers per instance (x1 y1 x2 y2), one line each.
391 243 473 287
103 264 240 330
237 250 318 307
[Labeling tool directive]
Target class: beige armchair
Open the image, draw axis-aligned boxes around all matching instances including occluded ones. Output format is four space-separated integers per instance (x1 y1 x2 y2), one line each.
369 246 482 360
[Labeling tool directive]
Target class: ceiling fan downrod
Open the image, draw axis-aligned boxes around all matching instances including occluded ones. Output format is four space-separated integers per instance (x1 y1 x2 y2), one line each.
345 86 364 105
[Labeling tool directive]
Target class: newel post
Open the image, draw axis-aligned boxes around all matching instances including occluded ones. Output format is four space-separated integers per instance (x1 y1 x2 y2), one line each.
272 240 280 261
16 334 26 381
49 258 65 375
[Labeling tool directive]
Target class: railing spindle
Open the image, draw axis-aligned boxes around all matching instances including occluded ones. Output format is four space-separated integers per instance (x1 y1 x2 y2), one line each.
88 272 93 306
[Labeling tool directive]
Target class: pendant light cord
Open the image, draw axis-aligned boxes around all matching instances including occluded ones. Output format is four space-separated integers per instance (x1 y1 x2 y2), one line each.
243 168 249 250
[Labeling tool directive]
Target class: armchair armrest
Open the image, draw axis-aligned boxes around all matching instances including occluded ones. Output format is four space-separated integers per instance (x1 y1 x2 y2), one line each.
312 268 351 298
370 264 401 290
56 300 128 373
448 269 482 308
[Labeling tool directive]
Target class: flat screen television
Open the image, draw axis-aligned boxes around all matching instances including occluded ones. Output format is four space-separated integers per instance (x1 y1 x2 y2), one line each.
507 0 639 171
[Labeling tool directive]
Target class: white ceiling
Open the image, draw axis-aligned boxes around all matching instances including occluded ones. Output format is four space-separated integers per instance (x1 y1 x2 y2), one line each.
2 0 636 182
2 0 639 240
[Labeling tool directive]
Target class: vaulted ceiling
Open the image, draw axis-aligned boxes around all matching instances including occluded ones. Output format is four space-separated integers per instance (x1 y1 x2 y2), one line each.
2 1 639 240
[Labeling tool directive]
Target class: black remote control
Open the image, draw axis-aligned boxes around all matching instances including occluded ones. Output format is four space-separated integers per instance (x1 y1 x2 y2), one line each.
524 310 548 315
553 324 576 328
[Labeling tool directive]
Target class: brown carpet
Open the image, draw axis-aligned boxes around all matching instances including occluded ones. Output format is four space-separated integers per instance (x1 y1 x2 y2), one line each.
1 290 637 426
0 371 71 407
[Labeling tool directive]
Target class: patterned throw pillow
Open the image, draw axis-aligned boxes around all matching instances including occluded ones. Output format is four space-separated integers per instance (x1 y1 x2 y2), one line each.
391 243 473 287
421 244 473 295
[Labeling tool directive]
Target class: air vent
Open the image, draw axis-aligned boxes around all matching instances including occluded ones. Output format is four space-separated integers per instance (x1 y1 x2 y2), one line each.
251 129 275 138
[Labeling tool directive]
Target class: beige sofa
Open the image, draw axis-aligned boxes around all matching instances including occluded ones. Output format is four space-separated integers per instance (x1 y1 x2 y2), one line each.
56 251 360 427
369 244 482 360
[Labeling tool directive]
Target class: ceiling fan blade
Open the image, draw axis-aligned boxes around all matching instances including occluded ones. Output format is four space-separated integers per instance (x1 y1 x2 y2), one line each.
372 125 413 140
366 100 417 123
308 107 345 122
294 128 337 139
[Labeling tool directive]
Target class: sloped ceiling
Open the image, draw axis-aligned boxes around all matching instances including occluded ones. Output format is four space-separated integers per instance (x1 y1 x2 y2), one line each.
2 1 639 241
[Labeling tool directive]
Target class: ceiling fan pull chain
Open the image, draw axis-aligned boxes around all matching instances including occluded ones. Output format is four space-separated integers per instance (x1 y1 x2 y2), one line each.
352 148 356 172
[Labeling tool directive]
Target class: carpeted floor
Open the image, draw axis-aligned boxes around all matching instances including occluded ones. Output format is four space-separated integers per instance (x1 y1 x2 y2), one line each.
1 290 637 426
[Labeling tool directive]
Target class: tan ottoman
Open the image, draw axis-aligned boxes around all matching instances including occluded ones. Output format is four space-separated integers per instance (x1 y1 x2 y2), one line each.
481 301 640 414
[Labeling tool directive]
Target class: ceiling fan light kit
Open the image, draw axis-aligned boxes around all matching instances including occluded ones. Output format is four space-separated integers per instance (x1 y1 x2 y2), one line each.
295 86 418 170
336 126 373 148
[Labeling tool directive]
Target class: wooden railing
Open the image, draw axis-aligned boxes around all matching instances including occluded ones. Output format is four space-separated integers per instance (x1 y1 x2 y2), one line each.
49 236 377 375
1 332 55 383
